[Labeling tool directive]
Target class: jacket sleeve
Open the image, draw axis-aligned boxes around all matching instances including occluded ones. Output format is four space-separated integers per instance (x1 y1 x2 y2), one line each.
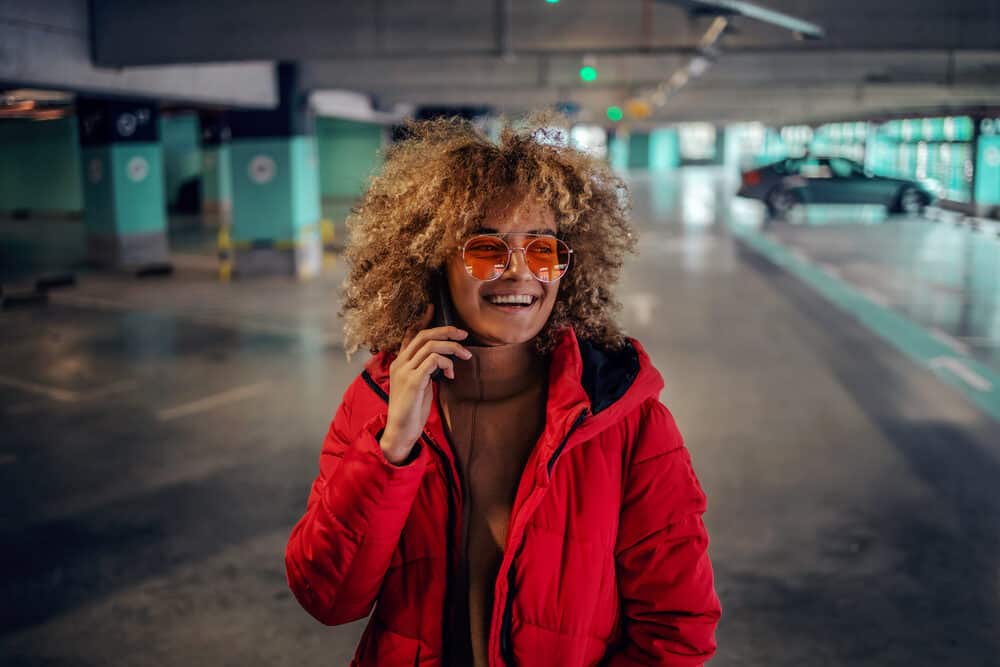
605 400 722 666
285 377 430 625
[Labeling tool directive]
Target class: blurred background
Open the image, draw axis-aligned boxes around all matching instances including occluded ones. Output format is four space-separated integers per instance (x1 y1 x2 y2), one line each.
2 1 1000 665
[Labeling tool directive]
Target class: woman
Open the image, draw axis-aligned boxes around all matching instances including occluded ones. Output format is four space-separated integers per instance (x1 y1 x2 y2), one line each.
285 117 721 666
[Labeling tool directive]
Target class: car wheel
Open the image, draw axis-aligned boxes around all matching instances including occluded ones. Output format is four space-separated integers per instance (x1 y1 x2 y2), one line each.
897 186 926 216
767 188 803 220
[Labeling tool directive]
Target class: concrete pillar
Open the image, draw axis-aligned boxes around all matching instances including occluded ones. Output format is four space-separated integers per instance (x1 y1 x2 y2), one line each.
76 98 169 269
627 132 651 170
160 112 201 215
608 131 629 171
973 117 1000 210
650 128 680 171
227 63 321 279
199 111 232 226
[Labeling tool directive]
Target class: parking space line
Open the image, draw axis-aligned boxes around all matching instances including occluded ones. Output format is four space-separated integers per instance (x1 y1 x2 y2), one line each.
157 382 271 421
929 357 993 392
0 375 139 404
929 328 971 356
0 375 77 402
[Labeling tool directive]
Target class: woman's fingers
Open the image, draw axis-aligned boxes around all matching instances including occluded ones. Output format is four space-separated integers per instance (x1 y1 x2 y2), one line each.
417 352 454 381
407 340 472 371
401 324 469 365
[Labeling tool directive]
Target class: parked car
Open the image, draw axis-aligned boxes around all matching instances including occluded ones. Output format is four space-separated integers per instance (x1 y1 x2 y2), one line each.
738 155 935 218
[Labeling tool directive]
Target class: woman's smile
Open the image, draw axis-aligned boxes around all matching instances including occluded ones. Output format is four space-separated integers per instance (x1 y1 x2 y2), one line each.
482 291 541 312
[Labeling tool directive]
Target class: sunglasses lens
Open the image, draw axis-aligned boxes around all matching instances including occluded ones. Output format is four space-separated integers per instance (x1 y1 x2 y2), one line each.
525 237 571 282
464 236 509 280
463 235 572 281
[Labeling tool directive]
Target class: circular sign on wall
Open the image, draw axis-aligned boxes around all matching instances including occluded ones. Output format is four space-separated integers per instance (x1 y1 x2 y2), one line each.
249 155 276 184
986 146 1000 168
127 156 149 182
117 113 138 137
88 157 103 184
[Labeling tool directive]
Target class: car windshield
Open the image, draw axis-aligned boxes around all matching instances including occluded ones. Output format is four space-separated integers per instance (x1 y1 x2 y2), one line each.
828 158 864 178
792 158 833 179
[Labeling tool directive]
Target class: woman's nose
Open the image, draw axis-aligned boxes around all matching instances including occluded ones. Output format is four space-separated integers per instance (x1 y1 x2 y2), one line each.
504 247 533 279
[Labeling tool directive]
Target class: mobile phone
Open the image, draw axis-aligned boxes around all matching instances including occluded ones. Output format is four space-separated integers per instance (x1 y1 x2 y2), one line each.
428 271 457 381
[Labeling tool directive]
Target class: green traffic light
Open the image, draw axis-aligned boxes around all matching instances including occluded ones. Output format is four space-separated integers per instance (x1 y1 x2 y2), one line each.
579 66 598 82
607 106 623 122
546 0 559 3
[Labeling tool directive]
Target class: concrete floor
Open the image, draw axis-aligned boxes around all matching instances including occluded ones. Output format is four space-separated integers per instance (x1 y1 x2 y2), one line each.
2 170 999 665
764 214 1000 373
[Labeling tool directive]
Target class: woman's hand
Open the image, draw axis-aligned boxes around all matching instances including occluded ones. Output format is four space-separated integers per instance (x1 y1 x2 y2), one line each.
380 304 471 465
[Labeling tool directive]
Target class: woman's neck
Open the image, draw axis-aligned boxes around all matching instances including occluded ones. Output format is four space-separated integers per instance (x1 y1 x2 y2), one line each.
442 338 547 401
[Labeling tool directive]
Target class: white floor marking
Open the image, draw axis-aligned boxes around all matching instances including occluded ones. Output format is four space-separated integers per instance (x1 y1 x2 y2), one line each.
929 357 993 392
0 376 139 403
0 375 77 402
928 328 971 356
858 287 890 307
818 262 842 279
157 382 271 421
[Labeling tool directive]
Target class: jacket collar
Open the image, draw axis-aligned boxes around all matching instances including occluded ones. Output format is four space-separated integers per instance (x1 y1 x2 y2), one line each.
362 326 663 453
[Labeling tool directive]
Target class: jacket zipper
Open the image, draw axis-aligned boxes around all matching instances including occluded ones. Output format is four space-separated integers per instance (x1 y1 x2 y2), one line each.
361 370 461 665
499 407 589 666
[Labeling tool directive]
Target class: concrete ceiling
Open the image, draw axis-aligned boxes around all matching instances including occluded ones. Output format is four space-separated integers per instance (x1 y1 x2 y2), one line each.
90 0 1000 125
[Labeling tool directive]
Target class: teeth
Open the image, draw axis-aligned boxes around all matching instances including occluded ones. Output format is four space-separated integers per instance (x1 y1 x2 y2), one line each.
487 294 535 306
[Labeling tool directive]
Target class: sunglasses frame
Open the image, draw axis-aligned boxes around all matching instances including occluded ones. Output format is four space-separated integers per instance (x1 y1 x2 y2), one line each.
461 232 573 283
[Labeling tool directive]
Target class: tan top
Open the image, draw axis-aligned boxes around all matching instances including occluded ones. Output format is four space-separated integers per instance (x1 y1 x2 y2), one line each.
437 338 549 667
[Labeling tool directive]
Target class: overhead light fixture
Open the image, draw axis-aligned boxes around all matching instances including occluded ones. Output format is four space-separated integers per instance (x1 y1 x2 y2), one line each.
579 54 599 83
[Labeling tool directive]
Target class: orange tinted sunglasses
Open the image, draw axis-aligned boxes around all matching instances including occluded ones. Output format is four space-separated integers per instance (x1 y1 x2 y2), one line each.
462 233 573 283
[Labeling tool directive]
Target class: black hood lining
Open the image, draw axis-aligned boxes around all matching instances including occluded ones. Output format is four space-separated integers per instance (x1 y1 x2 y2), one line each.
578 338 640 415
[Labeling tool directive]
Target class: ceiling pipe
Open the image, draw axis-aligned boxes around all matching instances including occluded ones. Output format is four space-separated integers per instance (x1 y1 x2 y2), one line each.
657 0 825 40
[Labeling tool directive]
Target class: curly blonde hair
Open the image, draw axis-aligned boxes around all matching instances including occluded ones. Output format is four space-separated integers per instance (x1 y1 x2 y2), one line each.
340 114 637 358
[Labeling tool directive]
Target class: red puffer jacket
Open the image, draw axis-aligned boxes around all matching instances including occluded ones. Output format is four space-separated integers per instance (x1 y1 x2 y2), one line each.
286 326 721 666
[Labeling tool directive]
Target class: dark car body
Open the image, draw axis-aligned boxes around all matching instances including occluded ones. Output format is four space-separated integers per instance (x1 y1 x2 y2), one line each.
738 155 935 217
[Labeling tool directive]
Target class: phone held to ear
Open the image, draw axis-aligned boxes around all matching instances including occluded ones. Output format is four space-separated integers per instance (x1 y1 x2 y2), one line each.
429 270 457 382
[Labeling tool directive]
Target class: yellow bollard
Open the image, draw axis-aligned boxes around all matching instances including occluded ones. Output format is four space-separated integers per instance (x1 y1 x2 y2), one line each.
217 225 233 282
321 218 337 272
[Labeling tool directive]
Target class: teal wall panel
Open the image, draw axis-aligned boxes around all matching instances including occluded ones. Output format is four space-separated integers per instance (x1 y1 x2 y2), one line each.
80 146 115 234
0 118 83 212
79 143 166 236
974 135 1000 205
159 114 201 207
110 143 167 235
608 136 628 171
316 118 383 199
650 129 680 171
627 132 651 169
229 139 295 242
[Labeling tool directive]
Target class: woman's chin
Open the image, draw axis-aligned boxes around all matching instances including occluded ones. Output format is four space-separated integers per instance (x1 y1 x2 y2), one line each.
468 324 539 347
